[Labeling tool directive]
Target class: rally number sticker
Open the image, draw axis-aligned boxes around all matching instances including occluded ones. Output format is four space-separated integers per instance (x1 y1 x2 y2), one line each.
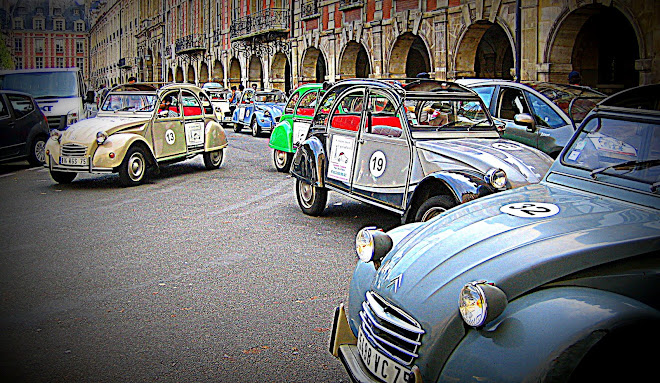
165 129 176 145
492 142 522 151
369 151 386 178
500 202 559 218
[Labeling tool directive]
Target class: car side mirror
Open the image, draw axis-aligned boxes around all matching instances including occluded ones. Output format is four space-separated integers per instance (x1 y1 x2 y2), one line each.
493 118 506 134
514 113 536 132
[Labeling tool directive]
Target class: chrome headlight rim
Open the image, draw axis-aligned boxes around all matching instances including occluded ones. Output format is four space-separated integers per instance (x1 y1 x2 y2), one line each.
50 129 62 142
355 226 376 263
96 131 108 145
459 280 508 328
485 168 507 189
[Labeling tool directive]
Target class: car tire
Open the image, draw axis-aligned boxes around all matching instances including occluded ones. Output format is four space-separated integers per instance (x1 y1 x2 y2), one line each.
296 179 327 216
50 170 76 184
233 122 242 133
203 148 224 170
273 149 293 173
27 134 48 166
251 118 261 137
415 195 455 222
119 146 148 187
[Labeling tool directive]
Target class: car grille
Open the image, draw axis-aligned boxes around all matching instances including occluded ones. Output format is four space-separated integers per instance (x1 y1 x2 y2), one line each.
47 115 65 130
359 291 424 366
61 143 87 157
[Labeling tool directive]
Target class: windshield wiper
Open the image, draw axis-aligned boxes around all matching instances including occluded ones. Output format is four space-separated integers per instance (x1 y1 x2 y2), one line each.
590 159 660 178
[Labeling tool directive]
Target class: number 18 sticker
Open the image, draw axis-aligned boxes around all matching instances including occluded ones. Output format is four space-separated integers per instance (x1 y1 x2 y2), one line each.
369 151 386 178
500 202 559 218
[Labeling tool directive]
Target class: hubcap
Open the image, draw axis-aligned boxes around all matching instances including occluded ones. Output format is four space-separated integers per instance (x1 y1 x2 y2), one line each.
128 153 145 181
421 207 446 222
299 182 313 207
275 150 286 167
211 150 222 165
35 140 46 163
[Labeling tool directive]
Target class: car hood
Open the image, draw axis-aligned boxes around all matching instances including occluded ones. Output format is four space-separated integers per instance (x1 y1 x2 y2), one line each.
60 116 149 144
416 138 553 187
368 182 659 380
256 103 285 117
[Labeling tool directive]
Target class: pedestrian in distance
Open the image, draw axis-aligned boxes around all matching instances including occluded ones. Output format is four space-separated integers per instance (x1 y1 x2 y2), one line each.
568 71 582 85
128 76 137 84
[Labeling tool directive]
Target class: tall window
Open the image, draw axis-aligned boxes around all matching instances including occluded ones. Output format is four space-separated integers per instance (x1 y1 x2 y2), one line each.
76 58 84 69
76 40 84 54
56 57 64 68
35 38 44 53
14 37 22 52
15 57 23 69
35 57 43 69
55 39 64 54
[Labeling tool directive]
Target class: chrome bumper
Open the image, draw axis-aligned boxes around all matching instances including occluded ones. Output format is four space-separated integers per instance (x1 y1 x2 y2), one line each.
46 154 113 173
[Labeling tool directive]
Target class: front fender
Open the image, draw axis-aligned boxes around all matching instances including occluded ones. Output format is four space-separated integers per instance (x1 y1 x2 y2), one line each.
94 134 155 169
437 287 660 383
205 120 228 151
291 136 325 187
269 120 293 153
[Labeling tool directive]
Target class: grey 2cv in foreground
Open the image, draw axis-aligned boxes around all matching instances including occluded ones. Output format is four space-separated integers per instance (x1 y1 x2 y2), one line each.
291 79 553 223
329 84 660 382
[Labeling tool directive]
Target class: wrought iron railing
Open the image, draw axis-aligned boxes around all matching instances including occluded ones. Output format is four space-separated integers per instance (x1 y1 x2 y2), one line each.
301 0 319 20
118 57 133 68
339 0 363 10
175 33 205 55
230 8 289 41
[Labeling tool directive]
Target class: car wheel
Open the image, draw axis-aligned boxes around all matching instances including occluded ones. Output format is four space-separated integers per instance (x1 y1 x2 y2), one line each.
296 179 327 216
50 170 76 184
251 118 261 137
233 122 242 133
203 148 224 169
415 195 455 222
27 134 48 166
119 146 148 187
273 149 293 173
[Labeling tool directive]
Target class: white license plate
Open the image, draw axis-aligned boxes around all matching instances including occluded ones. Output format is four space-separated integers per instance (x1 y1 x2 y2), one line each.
357 328 412 383
60 156 88 166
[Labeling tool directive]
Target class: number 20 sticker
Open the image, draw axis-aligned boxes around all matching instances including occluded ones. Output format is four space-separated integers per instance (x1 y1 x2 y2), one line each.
500 202 559 218
369 151 386 178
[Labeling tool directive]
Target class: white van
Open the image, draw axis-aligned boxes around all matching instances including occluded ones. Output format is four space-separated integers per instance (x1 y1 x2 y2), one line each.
0 68 96 130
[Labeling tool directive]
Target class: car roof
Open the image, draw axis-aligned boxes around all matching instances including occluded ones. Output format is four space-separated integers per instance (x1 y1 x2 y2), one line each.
324 78 479 99
598 83 660 112
0 68 81 75
0 89 35 98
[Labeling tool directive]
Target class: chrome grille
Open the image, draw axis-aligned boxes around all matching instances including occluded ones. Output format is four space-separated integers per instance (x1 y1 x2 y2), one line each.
61 143 87 157
46 115 65 130
359 291 424 366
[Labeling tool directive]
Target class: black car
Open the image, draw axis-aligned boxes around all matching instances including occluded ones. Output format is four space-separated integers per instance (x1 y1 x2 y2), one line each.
0 90 50 166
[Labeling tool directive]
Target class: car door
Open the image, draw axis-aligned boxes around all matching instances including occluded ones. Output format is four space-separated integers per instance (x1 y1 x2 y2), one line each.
0 94 18 159
351 89 410 210
181 90 205 152
491 86 539 149
325 88 365 193
151 89 186 159
292 89 320 149
237 89 255 125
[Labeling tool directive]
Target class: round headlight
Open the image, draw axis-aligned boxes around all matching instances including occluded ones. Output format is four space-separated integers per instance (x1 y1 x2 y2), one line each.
356 227 376 263
50 130 61 142
96 131 108 145
485 168 507 189
459 281 507 328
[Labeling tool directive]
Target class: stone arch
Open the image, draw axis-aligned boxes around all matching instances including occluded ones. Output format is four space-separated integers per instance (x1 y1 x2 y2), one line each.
454 20 514 79
301 47 327 83
545 3 641 91
248 55 263 89
389 32 431 78
339 41 371 79
156 53 162 82
186 65 195 84
229 57 241 87
146 49 154 82
212 59 224 83
167 68 173 82
175 66 184 82
271 52 291 93
199 61 209 84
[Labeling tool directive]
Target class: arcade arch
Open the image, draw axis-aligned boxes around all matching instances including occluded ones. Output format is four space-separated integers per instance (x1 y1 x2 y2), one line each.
339 41 371 79
454 21 514 79
271 53 291 93
389 33 431 78
301 47 327 83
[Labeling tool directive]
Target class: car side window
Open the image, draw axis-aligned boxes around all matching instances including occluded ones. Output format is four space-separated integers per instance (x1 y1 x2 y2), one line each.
366 92 402 138
182 91 202 117
198 91 214 115
285 92 301 114
7 93 34 119
473 86 496 108
329 90 364 132
157 91 180 118
296 90 318 117
497 87 530 120
525 91 565 129
0 97 9 119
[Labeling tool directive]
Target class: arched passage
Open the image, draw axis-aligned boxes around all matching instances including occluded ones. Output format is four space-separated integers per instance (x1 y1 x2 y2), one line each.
547 4 640 92
175 66 184 82
229 58 241 88
156 53 162 81
186 66 195 84
389 33 431 78
167 68 173 82
301 47 327 83
454 21 514 79
212 59 224 84
199 61 209 85
146 49 154 81
271 52 291 93
339 41 371 79
248 55 263 89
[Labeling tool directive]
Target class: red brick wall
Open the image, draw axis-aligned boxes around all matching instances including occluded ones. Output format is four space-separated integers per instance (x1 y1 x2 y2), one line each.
427 0 438 11
344 8 361 22
367 0 375 23
448 0 461 6
334 3 342 29
396 0 418 11
383 0 392 20
306 18 318 31
323 5 329 30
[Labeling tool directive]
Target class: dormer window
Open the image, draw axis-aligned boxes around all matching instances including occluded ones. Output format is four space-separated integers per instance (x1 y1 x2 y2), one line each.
54 19 64 31
13 18 23 29
34 18 44 30
75 20 84 32
35 7 44 15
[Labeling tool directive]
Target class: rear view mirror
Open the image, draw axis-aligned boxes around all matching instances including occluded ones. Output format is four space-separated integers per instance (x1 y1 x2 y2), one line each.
514 113 536 132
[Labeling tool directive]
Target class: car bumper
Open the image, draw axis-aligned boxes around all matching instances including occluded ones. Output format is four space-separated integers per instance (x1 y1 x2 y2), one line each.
46 154 113 173
329 304 423 383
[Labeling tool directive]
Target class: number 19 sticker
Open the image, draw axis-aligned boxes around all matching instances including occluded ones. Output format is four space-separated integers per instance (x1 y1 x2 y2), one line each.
369 151 386 178
500 202 559 218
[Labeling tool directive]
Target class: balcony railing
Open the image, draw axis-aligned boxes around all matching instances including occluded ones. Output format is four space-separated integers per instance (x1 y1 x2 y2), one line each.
230 8 289 41
301 1 319 20
118 57 133 69
175 33 205 55
339 0 363 10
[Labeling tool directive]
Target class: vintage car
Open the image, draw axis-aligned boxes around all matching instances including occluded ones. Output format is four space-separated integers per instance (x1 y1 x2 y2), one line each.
329 84 660 383
290 79 553 223
44 83 228 186
232 88 286 136
202 82 232 125
458 79 605 157
269 83 324 172
0 90 50 166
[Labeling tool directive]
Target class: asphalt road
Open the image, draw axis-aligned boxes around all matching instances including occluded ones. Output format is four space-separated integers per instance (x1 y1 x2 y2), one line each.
0 131 402 382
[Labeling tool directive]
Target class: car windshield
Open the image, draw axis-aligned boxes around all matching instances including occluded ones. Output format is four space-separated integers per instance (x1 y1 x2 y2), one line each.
525 82 605 122
256 92 285 103
404 98 493 131
563 116 660 184
101 93 157 112
0 71 78 98
208 91 229 101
